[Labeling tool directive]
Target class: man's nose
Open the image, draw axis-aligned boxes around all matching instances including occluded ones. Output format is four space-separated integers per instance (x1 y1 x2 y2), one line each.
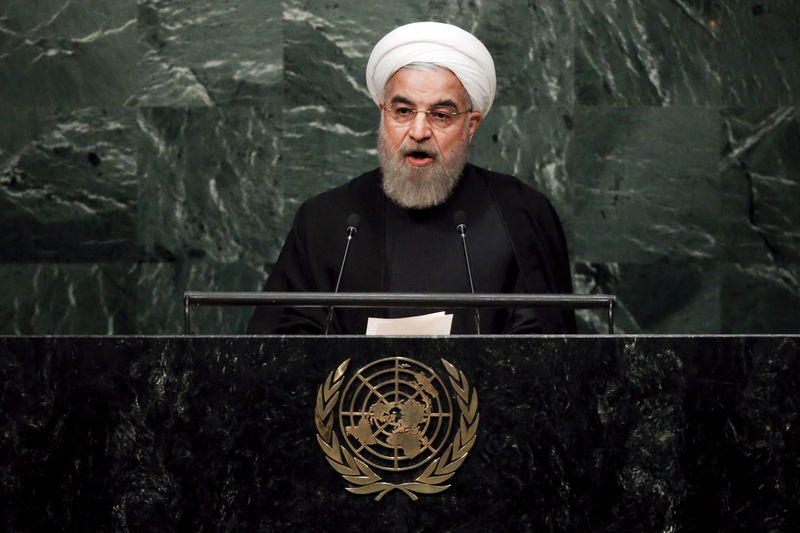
408 110 432 142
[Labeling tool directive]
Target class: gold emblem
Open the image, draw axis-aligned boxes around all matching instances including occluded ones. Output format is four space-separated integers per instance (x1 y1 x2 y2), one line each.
314 357 479 500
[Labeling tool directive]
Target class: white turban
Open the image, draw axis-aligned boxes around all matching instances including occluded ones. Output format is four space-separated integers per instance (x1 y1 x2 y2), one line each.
366 22 497 115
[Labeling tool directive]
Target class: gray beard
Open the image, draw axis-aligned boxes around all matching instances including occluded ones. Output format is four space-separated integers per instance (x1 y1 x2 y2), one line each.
378 130 470 209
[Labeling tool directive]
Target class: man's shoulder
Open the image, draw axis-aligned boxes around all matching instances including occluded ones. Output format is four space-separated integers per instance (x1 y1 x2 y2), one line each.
469 164 552 207
290 169 382 233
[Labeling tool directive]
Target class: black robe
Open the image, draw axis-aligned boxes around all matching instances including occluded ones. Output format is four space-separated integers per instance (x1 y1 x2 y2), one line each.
247 164 576 334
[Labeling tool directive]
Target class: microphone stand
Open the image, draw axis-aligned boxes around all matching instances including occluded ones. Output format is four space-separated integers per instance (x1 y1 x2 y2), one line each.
456 220 481 334
324 217 359 334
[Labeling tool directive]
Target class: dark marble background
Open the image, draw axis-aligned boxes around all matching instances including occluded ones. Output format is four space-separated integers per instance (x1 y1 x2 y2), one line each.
1 1 799 334
3 335 799 531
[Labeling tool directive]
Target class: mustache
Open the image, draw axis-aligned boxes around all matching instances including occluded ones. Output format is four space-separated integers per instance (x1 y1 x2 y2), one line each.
400 143 439 157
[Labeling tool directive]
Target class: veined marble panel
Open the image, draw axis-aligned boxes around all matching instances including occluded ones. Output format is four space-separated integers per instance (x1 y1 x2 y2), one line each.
282 0 427 108
0 0 140 108
279 103 379 218
136 261 264 334
568 106 720 264
471 105 572 218
574 0 721 105
720 0 800 106
573 260 720 334
722 263 800 333
720 107 800 264
0 107 138 261
428 0 576 107
0 263 137 334
136 106 282 264
134 0 282 107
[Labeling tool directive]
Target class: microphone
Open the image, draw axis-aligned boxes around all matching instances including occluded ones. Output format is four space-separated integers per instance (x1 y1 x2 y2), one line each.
454 210 481 334
325 213 360 334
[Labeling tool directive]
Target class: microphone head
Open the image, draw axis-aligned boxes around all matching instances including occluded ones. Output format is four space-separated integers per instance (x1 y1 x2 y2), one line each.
345 213 361 234
454 210 467 230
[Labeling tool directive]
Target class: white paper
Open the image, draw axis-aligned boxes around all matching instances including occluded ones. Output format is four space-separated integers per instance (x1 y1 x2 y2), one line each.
366 311 453 335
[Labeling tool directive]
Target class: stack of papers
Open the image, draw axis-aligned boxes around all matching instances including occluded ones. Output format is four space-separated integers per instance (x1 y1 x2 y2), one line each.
366 311 453 335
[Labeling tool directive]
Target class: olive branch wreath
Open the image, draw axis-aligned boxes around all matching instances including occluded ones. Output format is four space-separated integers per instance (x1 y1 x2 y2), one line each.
314 358 479 501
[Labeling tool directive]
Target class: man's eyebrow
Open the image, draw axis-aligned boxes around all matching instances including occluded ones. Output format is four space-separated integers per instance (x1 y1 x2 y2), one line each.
388 96 459 109
432 99 458 109
389 95 414 105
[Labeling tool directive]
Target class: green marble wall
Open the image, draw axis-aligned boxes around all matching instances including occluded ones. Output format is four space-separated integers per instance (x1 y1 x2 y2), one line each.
1 0 798 334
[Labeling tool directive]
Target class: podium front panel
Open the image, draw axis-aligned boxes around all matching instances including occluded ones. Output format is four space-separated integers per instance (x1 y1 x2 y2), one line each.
2 335 798 531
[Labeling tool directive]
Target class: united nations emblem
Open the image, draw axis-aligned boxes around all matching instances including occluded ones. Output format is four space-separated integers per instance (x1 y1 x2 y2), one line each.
314 357 479 500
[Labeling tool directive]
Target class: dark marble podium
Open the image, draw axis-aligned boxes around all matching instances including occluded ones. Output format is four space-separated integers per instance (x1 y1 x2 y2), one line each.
2 335 799 531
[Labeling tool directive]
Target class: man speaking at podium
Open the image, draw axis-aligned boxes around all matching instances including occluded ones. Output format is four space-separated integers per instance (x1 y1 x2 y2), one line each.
248 22 576 335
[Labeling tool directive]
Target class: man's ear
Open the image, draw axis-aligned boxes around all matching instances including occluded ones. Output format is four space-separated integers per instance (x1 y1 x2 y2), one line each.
467 110 483 141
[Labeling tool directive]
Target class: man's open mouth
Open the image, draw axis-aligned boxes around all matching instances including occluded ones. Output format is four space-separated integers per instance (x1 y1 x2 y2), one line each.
405 150 434 166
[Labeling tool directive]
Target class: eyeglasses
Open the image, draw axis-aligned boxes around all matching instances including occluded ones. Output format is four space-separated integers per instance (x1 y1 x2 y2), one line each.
381 102 471 129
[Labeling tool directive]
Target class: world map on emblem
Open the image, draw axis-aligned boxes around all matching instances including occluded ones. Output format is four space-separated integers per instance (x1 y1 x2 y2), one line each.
338 357 454 472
